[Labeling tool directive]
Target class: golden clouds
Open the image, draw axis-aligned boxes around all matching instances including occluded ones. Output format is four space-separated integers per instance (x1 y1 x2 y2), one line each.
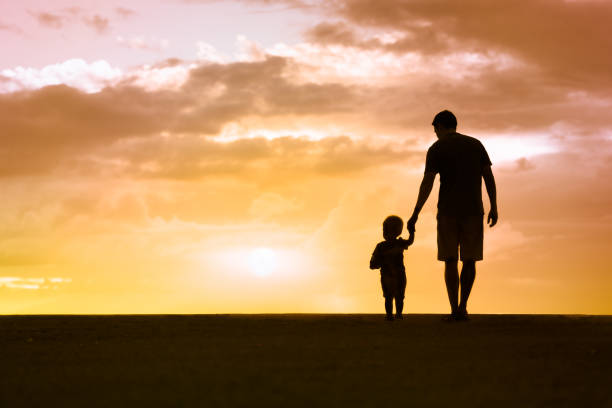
0 56 417 179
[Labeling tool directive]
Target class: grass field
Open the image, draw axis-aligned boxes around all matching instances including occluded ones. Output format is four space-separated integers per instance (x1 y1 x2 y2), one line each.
1 314 611 407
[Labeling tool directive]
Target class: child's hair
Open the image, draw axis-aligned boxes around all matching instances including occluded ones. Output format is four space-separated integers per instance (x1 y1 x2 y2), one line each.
383 215 403 238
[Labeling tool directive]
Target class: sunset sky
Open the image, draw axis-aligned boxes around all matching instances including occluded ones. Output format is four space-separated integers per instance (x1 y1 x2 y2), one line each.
1 0 611 314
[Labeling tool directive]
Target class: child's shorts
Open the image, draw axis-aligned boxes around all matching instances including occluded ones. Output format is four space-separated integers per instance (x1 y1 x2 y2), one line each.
381 273 406 299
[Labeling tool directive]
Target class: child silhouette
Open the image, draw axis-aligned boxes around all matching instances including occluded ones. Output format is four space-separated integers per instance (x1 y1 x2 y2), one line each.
370 215 414 321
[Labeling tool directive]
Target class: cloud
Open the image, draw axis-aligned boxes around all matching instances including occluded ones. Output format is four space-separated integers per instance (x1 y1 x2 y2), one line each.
249 192 302 219
0 277 72 290
196 36 271 64
0 44 608 182
0 59 123 93
483 222 530 260
162 56 359 133
103 134 416 181
183 0 315 7
0 56 379 177
513 158 536 172
315 0 612 90
116 7 136 18
304 21 447 55
196 42 228 63
29 8 115 34
29 11 65 29
0 84 175 176
116 35 170 52
0 22 24 35
83 15 110 34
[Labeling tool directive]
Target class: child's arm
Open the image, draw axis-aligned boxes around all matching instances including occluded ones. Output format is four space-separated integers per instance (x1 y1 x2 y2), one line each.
400 232 415 249
369 245 382 269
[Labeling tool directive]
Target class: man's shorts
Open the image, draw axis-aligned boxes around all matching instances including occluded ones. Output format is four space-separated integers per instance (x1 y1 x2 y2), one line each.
437 214 483 261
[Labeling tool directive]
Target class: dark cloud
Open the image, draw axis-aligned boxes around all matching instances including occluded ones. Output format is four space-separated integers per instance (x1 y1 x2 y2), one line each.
168 56 357 133
305 20 451 55
344 57 612 136
0 84 181 176
100 134 418 181
317 0 612 90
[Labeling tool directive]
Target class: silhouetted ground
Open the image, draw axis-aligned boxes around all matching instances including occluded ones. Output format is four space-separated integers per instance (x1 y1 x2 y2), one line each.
1 314 611 407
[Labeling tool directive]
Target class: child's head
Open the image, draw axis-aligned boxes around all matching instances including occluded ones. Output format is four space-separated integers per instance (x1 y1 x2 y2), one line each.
382 215 403 241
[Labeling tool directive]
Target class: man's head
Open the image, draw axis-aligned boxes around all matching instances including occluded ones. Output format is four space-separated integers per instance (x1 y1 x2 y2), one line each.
432 110 457 138
383 215 403 241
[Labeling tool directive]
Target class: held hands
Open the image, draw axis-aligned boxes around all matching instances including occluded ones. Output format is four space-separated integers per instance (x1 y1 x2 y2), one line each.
487 208 498 227
406 230 415 246
407 214 418 233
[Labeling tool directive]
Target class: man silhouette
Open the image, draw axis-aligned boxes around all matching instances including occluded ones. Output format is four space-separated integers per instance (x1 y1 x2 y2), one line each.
407 110 498 320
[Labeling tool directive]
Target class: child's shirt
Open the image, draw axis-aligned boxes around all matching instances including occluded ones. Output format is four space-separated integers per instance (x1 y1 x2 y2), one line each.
370 238 412 277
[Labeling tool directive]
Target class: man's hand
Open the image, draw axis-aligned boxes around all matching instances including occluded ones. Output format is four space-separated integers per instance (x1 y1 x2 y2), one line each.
483 165 498 228
487 208 498 227
407 214 418 233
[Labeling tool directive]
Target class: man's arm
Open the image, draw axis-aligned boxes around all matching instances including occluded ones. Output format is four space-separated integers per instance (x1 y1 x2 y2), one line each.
407 172 436 233
482 165 498 227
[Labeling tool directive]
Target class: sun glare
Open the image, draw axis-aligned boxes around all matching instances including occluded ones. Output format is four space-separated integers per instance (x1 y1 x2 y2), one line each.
248 248 278 278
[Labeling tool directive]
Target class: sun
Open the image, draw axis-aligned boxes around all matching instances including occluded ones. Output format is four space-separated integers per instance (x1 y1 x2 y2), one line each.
248 248 278 278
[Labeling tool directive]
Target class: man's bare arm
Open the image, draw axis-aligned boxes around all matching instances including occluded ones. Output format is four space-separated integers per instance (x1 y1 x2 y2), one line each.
407 172 436 232
482 165 498 227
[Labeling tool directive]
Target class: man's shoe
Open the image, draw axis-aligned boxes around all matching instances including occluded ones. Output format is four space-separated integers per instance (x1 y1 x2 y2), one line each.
385 314 395 321
455 308 470 321
395 313 403 320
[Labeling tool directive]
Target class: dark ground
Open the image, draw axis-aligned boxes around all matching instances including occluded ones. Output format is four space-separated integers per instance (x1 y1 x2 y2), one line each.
1 314 611 407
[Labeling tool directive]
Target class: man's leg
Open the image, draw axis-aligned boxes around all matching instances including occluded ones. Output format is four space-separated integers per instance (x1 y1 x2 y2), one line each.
457 215 483 316
395 296 404 317
459 261 476 314
444 260 459 314
384 297 393 317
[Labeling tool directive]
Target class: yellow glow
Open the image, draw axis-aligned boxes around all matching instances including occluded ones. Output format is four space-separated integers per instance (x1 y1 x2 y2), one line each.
248 248 278 278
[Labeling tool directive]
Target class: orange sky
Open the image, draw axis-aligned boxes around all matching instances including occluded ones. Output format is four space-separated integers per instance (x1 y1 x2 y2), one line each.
1 0 611 314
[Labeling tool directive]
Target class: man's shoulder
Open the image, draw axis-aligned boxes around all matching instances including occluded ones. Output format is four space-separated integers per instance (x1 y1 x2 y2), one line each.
427 140 442 154
456 133 484 146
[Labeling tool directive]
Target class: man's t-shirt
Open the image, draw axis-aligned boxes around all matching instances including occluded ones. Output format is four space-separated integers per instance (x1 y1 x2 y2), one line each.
425 133 492 216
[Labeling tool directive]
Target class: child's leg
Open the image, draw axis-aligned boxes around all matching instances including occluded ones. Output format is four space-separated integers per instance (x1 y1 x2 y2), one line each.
384 297 393 316
396 273 407 317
